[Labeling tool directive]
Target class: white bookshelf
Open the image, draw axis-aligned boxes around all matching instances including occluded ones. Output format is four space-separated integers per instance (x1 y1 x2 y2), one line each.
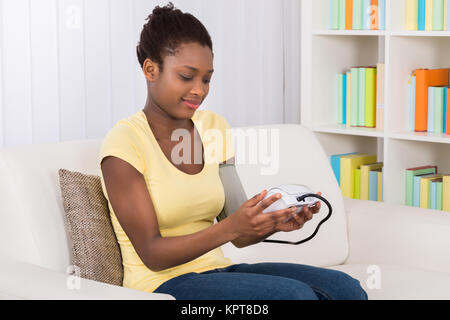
301 0 450 208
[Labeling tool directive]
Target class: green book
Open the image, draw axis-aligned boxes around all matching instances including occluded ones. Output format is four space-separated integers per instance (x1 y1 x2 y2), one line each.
432 0 445 31
339 0 346 30
353 0 363 30
358 68 366 127
354 168 361 199
437 181 443 210
405 166 438 206
338 74 343 124
365 67 377 128
433 87 445 134
350 68 360 126
330 0 339 30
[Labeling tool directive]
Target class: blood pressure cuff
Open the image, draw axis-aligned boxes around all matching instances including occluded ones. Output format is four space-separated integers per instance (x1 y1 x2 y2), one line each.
217 163 248 222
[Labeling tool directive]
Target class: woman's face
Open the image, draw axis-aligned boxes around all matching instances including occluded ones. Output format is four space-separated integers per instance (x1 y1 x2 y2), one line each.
145 42 214 120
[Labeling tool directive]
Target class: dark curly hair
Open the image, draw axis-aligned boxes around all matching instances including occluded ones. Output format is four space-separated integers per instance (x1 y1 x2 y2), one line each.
136 2 213 72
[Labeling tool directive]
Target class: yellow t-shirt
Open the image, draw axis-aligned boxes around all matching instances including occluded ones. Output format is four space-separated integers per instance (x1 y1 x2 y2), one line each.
99 109 234 293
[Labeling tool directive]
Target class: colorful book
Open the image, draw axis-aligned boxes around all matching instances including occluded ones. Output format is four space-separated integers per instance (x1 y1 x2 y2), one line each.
377 169 383 202
350 68 360 126
340 154 377 198
430 179 443 209
376 63 385 130
414 68 449 132
379 0 385 30
436 181 443 210
369 169 381 201
444 175 450 212
370 0 379 30
405 0 419 30
447 0 450 30
363 0 371 30
426 0 434 31
339 0 347 29
409 74 416 132
354 168 361 199
365 67 377 128
405 165 438 206
414 173 436 207
444 87 447 133
445 0 448 30
433 0 445 30
420 174 443 209
343 73 347 124
419 0 426 30
346 0 354 29
338 74 343 124
330 0 340 30
330 152 358 185
427 86 435 132
360 162 384 200
447 88 450 134
434 87 445 133
358 68 366 126
346 71 352 128
353 0 364 30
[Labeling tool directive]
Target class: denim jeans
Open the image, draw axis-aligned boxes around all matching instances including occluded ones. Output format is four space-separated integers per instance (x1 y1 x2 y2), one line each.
154 262 368 300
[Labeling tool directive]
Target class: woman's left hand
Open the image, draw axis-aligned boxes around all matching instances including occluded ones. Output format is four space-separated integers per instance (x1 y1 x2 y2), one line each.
274 192 322 233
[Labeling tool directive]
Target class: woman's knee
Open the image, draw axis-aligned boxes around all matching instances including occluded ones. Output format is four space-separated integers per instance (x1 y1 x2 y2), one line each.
322 270 368 300
266 279 319 300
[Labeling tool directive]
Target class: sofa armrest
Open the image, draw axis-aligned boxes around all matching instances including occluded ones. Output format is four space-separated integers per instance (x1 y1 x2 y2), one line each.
0 258 174 300
344 198 450 274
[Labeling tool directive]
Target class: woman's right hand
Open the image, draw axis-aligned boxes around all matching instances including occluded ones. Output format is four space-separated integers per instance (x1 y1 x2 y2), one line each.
227 190 298 240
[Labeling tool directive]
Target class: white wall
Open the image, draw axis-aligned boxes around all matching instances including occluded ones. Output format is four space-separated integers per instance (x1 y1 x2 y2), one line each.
0 0 300 147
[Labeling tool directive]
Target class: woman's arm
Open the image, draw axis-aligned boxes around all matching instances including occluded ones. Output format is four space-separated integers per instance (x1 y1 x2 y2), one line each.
102 156 294 272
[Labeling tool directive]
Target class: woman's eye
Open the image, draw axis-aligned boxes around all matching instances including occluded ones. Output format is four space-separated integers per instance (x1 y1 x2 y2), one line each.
203 79 211 84
180 74 193 81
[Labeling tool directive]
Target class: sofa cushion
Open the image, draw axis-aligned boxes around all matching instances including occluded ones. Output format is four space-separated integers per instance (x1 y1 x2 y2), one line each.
58 169 123 286
328 264 450 300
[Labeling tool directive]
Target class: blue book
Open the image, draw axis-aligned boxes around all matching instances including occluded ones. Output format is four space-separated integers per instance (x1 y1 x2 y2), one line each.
409 75 416 132
379 0 386 30
448 0 450 30
363 0 371 30
428 86 435 133
419 0 426 30
369 170 378 201
343 73 347 125
330 152 358 185
444 87 447 133
414 173 437 207
430 181 437 209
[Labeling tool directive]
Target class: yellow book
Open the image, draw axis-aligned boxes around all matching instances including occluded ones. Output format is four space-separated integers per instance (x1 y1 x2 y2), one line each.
420 174 443 208
354 168 361 200
405 0 419 30
425 0 433 31
377 169 383 202
360 162 384 200
444 175 450 212
340 154 377 198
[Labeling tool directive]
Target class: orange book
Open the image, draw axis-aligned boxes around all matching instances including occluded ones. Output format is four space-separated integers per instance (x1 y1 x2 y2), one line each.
448 88 450 135
414 68 449 132
370 0 379 30
346 0 353 30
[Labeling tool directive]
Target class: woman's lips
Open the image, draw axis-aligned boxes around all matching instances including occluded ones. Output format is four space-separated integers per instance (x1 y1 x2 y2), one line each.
183 100 200 110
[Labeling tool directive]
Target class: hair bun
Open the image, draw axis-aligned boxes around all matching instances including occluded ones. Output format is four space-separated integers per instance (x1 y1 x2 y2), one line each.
152 2 175 16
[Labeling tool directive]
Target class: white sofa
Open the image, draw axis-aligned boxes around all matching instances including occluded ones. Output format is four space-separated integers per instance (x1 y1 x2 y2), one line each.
1 123 450 300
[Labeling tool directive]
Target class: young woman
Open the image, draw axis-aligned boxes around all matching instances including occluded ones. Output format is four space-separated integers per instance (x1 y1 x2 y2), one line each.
100 2 368 300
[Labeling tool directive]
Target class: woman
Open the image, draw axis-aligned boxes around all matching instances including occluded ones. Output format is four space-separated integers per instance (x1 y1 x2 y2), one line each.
100 2 367 300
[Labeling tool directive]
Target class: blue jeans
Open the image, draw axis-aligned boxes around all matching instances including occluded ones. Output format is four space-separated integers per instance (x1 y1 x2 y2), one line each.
154 263 368 300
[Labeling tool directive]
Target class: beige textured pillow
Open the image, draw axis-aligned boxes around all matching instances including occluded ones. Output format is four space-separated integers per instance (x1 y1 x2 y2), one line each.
58 169 123 286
